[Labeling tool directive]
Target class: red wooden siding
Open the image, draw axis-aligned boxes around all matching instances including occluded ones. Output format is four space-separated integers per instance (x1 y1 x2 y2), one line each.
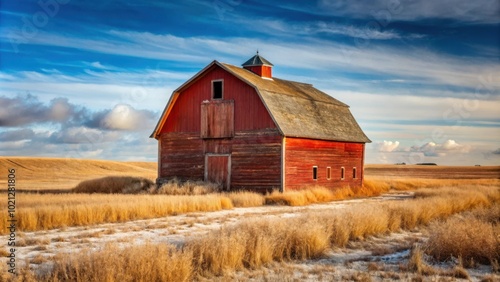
159 132 204 181
285 138 364 190
161 65 276 133
231 130 282 192
205 155 230 190
201 100 234 138
159 130 281 191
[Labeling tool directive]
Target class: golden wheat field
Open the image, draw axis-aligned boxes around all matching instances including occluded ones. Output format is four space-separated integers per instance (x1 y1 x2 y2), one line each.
0 157 157 190
0 157 499 281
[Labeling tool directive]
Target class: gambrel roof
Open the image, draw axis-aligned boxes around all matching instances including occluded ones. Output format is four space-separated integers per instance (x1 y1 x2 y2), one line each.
151 60 371 143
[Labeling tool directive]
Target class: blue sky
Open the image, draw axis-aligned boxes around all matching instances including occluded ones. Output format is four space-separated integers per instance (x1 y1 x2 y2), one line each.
0 0 499 165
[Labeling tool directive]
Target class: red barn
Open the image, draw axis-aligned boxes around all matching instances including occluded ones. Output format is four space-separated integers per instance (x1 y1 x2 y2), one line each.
150 54 371 192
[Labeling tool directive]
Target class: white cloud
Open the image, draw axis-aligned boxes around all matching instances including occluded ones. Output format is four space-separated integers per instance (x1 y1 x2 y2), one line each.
99 104 157 131
375 140 400 152
411 140 472 157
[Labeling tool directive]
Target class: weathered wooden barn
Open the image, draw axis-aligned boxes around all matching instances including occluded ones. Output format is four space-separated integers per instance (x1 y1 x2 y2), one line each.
150 54 371 192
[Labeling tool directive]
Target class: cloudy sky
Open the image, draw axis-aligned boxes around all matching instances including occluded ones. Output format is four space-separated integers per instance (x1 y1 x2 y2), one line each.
1 0 499 165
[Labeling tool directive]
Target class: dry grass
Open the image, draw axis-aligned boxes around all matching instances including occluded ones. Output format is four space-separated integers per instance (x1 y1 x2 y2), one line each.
0 194 233 234
155 178 220 195
425 211 500 266
9 184 499 281
265 187 358 206
264 179 499 207
41 243 192 282
406 244 436 275
226 191 265 207
72 176 155 194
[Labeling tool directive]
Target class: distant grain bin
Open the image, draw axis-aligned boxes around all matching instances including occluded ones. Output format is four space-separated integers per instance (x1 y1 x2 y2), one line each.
150 53 371 192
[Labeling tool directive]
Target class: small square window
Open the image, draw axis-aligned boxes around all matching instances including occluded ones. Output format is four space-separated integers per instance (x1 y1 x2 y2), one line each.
340 167 345 180
312 166 318 180
326 167 331 180
212 80 223 99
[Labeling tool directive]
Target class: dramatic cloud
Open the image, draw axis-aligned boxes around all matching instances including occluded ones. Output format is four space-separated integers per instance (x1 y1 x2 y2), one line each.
493 148 500 155
0 94 88 127
0 94 157 131
375 140 400 152
0 93 159 159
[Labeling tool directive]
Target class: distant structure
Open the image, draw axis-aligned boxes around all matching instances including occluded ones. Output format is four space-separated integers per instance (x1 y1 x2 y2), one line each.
150 53 371 192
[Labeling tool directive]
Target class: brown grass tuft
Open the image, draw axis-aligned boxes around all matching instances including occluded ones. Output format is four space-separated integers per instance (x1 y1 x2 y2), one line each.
425 214 499 266
226 191 265 207
407 244 436 275
155 178 220 195
73 176 155 194
41 243 192 282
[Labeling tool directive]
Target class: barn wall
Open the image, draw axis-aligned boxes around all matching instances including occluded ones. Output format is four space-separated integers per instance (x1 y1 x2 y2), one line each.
231 130 282 192
161 65 276 133
159 132 204 181
284 138 364 190
159 129 282 191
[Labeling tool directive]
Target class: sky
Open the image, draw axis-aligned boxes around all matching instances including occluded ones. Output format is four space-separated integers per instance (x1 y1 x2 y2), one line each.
0 0 499 165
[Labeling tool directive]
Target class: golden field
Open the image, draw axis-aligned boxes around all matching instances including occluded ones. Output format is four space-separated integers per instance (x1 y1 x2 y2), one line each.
0 157 156 190
0 157 499 281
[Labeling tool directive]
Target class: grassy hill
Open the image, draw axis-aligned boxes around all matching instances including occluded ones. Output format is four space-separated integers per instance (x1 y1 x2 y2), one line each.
0 157 157 190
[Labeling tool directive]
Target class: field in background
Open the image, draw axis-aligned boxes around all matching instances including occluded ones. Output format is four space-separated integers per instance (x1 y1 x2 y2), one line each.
1 157 498 191
0 157 156 190
365 164 500 179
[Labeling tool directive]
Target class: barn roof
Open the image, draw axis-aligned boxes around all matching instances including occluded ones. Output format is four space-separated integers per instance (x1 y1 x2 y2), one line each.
241 53 274 67
151 60 371 143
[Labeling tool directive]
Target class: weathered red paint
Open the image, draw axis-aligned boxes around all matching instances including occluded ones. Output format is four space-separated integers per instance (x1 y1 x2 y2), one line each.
205 155 230 189
243 65 272 78
161 65 276 133
284 138 365 190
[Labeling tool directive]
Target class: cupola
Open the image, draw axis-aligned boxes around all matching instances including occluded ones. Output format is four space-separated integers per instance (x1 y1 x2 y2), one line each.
242 52 273 79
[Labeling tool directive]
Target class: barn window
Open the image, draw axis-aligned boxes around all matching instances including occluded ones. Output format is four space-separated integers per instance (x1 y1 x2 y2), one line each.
353 167 357 179
326 167 331 180
340 167 345 180
212 80 223 99
312 166 318 180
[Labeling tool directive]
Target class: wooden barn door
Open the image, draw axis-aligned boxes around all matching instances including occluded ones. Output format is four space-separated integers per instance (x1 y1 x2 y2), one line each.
205 154 231 190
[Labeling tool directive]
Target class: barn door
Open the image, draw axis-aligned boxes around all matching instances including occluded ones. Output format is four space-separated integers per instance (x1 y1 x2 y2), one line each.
205 154 231 190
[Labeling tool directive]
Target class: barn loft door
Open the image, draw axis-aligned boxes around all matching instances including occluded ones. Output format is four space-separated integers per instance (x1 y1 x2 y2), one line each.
205 154 231 190
201 100 234 139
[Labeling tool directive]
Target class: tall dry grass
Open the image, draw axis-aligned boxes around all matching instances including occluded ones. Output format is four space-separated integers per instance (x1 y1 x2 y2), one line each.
41 243 192 282
425 208 500 266
226 191 265 207
0 194 233 234
264 185 380 206
155 178 220 195
8 184 498 282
